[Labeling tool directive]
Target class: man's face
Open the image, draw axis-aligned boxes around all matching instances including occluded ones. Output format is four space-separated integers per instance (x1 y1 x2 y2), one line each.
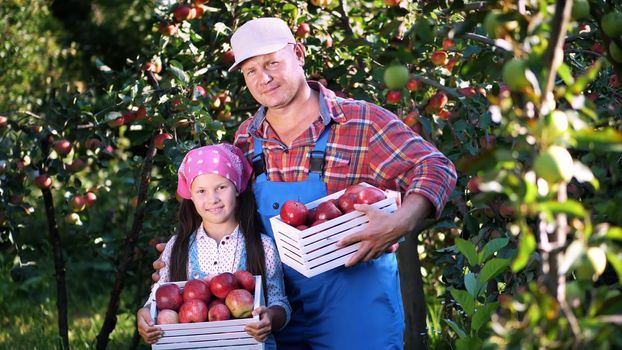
239 44 306 110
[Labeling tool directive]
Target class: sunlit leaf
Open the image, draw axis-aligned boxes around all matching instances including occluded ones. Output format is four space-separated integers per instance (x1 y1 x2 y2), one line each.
605 251 622 283
455 238 478 267
538 200 586 217
450 288 475 316
464 272 483 298
572 128 622 152
559 240 585 275
168 61 189 85
478 258 510 283
587 247 607 278
478 238 509 264
512 231 536 272
573 160 600 190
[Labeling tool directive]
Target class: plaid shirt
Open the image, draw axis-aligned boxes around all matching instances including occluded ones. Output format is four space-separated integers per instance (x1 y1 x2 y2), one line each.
234 81 457 218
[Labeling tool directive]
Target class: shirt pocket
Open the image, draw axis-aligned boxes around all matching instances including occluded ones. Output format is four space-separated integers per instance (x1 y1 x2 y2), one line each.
324 150 352 179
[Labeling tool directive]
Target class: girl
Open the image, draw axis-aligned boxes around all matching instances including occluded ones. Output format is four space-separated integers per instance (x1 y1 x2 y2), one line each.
136 144 290 347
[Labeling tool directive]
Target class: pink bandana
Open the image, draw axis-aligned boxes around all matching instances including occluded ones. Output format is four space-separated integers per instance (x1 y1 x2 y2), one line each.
176 144 252 199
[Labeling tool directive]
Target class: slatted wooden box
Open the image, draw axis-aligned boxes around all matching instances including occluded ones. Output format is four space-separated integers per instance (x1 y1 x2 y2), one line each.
149 276 265 349
269 183 400 278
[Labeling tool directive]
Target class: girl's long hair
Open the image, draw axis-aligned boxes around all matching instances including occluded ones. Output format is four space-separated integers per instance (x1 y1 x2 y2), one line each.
169 184 268 298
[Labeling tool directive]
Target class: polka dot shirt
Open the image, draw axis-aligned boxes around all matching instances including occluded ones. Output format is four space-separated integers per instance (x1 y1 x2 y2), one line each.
149 225 291 325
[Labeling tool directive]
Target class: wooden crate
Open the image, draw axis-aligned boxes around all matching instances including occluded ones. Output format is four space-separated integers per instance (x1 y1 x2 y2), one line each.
149 276 265 349
269 183 401 278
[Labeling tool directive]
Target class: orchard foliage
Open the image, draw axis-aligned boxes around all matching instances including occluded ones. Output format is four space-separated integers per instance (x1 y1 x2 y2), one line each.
1 0 622 348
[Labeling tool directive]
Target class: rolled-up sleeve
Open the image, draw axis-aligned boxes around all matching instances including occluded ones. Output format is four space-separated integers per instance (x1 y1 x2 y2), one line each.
261 235 292 329
368 106 457 218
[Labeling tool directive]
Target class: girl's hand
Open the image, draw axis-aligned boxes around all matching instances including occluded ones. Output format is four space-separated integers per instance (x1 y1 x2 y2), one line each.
244 306 273 342
136 307 163 344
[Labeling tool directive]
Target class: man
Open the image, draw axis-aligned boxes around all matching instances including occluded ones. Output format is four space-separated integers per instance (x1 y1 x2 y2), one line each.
154 17 456 349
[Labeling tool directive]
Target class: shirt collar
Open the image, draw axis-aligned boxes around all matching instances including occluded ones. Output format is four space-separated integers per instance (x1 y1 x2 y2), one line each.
247 81 347 137
196 224 240 242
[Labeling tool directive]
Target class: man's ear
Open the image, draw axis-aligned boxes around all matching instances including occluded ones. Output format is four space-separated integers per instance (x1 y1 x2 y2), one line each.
293 43 306 65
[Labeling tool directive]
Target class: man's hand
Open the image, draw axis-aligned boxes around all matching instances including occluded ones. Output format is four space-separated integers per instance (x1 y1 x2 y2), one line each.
336 193 433 267
152 243 166 283
136 307 162 344
336 204 401 267
244 306 273 343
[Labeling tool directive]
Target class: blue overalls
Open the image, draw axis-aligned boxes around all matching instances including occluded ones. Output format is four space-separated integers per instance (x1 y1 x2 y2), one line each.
188 232 278 350
252 123 404 350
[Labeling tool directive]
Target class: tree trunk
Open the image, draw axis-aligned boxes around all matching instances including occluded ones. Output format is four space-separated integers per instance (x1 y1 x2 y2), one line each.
42 187 70 350
95 137 157 350
397 232 428 350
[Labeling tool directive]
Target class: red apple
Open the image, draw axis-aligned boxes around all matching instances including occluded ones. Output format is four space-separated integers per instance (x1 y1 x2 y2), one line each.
384 0 400 6
458 87 477 97
0 116 7 128
85 138 101 150
313 200 342 221
337 193 358 214
233 271 255 293
406 79 419 91
158 21 178 36
173 5 192 21
386 90 401 104
442 38 455 50
446 58 458 71
467 177 481 194
183 279 211 302
279 200 308 227
223 50 235 64
156 284 183 311
194 85 206 98
295 23 311 39
296 225 309 230
438 109 452 120
134 106 147 121
225 289 254 319
71 195 86 212
431 51 448 66
179 299 208 323
344 184 366 195
209 272 239 299
208 299 225 309
34 175 52 189
67 158 86 173
424 92 448 114
154 133 173 150
85 191 97 207
157 309 179 324
208 303 231 321
356 187 386 205
54 139 72 156
311 219 328 227
107 116 125 128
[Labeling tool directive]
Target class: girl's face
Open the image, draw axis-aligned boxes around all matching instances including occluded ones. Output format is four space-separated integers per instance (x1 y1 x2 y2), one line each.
190 173 238 229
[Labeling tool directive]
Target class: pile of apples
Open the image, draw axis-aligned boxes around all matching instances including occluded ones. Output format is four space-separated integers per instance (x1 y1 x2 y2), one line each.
155 271 256 324
279 184 386 229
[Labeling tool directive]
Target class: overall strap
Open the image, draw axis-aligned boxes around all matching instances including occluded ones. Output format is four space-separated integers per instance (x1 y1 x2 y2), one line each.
188 233 206 280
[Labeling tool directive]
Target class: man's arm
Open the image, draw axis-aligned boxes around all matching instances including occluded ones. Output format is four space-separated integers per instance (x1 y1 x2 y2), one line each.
336 193 433 266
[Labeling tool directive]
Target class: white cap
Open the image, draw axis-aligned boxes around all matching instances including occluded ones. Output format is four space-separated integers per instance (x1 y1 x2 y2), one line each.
228 17 295 72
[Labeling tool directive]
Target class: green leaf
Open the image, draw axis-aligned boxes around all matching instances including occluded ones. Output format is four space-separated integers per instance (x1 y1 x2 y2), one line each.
538 200 586 218
455 238 479 266
445 319 467 339
557 62 574 86
605 227 622 241
450 288 475 316
573 160 600 190
168 60 189 85
471 302 499 332
570 59 602 94
456 336 483 350
464 272 483 298
478 238 509 264
479 258 510 283
606 251 622 283
572 128 622 152
512 230 536 272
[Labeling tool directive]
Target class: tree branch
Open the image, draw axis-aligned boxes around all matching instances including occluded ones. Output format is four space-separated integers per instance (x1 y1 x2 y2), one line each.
542 0 573 113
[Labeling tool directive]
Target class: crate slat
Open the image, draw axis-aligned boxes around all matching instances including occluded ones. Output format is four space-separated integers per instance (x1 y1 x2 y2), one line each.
270 183 401 277
149 276 265 350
